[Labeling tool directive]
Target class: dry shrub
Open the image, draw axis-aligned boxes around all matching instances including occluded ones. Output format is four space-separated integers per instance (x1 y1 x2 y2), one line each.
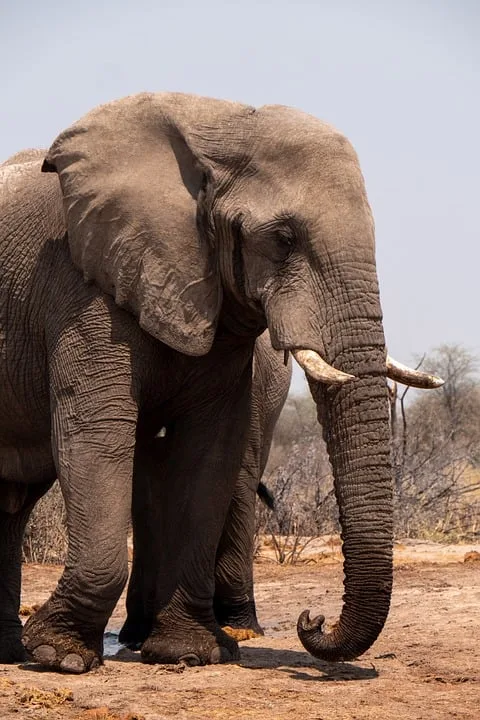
22 481 67 564
391 346 480 541
256 394 338 563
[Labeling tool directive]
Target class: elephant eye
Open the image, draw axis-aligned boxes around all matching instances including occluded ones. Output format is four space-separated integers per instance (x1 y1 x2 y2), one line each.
273 226 296 261
250 217 298 264
277 227 295 248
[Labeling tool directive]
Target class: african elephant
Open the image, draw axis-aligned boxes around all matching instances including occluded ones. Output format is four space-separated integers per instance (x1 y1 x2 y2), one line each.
0 93 442 673
119 330 291 650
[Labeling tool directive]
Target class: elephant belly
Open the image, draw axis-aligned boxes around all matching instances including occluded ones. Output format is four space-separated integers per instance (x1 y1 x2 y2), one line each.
0 442 55 484
0 347 54 484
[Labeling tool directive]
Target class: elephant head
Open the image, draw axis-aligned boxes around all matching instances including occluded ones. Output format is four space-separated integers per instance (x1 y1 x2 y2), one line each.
43 92 442 661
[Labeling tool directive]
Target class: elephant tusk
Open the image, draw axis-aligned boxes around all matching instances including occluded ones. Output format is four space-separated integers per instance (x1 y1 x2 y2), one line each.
386 355 444 389
292 349 356 385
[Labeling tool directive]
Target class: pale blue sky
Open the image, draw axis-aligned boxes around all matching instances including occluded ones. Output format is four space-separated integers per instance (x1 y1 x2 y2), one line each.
1 0 478 392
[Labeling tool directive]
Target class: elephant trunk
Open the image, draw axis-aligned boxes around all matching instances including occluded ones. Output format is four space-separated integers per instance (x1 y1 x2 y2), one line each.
297 327 393 661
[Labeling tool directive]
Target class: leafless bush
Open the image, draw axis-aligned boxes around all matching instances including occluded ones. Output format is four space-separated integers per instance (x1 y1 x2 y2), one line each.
391 345 480 541
22 482 67 564
267 519 317 565
265 439 337 537
256 394 339 562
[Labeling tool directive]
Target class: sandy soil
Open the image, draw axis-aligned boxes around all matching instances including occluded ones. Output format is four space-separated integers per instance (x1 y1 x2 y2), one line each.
0 539 479 720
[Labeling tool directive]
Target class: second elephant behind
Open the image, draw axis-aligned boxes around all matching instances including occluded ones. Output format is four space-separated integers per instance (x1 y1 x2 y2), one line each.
119 331 292 650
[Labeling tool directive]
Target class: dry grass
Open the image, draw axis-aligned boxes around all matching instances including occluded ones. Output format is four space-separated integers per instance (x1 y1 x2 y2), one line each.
19 602 40 616
222 626 263 641
77 710 145 720
16 684 73 708
0 677 15 697
463 550 480 562
0 677 145 720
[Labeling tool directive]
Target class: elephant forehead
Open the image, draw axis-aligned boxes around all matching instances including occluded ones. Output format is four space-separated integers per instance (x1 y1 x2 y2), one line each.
235 151 371 235
256 105 358 168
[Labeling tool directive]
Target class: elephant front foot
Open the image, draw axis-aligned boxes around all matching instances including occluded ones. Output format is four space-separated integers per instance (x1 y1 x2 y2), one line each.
22 605 103 674
141 608 240 666
214 597 264 640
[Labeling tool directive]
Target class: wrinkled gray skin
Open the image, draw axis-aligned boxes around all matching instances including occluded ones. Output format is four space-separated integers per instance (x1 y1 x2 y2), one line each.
0 93 395 672
119 331 291 649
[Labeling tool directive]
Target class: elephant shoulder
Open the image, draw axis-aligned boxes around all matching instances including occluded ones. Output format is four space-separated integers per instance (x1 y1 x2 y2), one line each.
0 150 66 244
0 148 46 169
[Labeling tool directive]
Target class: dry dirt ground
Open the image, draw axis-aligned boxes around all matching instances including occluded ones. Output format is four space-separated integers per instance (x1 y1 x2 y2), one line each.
0 538 479 720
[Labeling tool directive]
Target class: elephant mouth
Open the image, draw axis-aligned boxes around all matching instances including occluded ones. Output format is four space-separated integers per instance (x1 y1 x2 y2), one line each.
290 348 444 389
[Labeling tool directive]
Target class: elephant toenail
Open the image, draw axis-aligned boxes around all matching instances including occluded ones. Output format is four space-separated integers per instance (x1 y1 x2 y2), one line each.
90 657 101 670
179 653 201 666
33 645 56 665
210 646 231 664
60 653 85 674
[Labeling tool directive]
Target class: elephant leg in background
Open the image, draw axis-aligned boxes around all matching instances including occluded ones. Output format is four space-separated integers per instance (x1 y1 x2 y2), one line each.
140 367 252 666
119 435 169 650
213 459 263 640
120 333 291 650
120 432 264 650
214 334 291 639
0 480 53 663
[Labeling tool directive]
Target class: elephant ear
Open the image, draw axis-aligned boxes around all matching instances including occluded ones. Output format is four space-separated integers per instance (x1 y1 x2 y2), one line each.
42 93 246 355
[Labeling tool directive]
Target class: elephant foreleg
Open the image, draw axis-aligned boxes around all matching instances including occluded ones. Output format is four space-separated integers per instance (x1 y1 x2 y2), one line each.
22 403 137 673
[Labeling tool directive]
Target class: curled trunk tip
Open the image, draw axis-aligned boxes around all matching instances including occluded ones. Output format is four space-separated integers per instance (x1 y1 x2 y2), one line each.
297 610 350 662
297 601 389 662
297 609 357 662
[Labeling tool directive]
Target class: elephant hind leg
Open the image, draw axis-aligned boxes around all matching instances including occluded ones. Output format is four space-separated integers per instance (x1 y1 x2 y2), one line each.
119 436 166 650
213 453 265 640
118 555 152 650
0 480 53 663
118 535 155 650
214 522 265 641
216 604 264 641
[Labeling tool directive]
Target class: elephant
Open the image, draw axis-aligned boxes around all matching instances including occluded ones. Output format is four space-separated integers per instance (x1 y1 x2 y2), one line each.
0 92 443 673
119 330 291 650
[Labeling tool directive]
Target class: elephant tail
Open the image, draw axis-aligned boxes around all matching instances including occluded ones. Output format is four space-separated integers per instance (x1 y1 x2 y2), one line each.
257 482 275 510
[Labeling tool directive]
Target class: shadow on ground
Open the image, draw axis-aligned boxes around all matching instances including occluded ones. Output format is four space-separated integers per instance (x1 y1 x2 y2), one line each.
238 646 378 680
